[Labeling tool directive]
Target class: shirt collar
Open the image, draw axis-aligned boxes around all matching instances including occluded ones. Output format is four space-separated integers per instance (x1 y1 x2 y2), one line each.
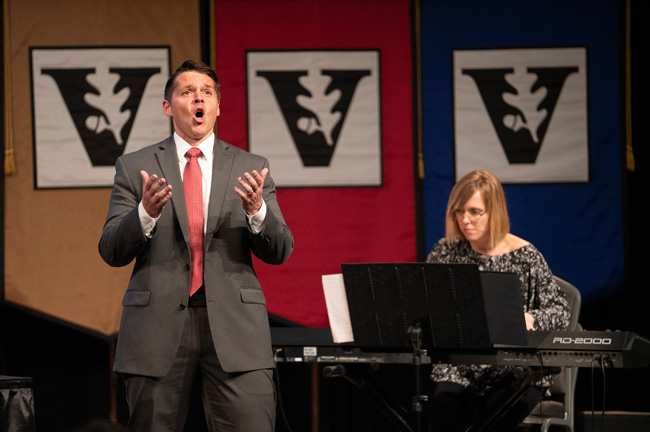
173 132 215 161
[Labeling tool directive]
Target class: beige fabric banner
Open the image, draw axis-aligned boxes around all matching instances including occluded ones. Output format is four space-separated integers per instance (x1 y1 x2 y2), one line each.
3 0 202 336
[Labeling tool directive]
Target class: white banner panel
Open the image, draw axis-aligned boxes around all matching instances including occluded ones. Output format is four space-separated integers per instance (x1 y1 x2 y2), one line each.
247 50 382 187
453 47 588 183
31 47 172 188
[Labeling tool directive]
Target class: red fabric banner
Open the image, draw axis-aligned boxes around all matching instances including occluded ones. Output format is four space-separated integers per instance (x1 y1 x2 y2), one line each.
214 0 415 327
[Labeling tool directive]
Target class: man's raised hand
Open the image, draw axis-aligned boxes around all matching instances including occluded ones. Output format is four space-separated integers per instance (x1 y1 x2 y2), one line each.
141 170 172 218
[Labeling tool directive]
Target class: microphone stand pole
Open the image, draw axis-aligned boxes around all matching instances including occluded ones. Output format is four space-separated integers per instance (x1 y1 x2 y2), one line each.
408 323 428 432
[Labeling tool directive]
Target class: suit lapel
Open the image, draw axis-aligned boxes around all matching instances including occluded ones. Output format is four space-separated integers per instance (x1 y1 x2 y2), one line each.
154 138 190 243
205 139 234 244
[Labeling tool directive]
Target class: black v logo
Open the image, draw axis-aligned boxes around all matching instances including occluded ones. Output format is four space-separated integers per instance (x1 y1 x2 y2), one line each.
41 67 160 166
463 67 579 164
257 69 371 167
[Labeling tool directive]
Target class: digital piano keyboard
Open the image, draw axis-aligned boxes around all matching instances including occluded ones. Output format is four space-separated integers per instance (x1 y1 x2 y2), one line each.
271 328 650 368
442 330 650 368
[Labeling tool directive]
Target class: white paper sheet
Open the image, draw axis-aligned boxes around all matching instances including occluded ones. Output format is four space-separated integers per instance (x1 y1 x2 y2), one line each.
321 273 354 343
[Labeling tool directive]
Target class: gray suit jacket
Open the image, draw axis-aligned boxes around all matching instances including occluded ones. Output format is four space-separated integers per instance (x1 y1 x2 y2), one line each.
99 136 293 377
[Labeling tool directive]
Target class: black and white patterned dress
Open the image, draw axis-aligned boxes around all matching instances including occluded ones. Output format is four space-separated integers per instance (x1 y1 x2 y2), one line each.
426 238 571 393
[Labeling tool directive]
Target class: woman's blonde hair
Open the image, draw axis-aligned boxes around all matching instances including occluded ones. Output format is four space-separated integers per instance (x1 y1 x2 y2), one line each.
445 170 509 248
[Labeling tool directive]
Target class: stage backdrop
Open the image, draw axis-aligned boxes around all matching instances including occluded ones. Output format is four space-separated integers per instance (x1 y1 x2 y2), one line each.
3 0 202 337
214 0 416 327
420 0 624 302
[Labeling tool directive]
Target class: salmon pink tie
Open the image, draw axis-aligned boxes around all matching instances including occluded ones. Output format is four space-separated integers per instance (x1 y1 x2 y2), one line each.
184 148 203 297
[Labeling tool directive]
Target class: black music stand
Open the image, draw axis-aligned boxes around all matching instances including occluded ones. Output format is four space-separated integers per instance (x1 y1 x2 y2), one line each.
341 263 495 351
340 263 528 432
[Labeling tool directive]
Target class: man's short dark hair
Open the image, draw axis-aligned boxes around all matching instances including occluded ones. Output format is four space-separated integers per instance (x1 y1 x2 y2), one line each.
164 60 220 101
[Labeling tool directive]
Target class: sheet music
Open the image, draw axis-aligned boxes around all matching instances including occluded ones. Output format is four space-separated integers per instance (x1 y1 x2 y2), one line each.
321 273 354 343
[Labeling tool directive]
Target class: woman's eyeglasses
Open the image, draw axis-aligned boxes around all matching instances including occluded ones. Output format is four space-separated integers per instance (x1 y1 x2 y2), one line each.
453 209 486 224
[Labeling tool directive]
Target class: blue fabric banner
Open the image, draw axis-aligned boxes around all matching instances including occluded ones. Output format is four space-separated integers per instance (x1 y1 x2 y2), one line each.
420 0 623 301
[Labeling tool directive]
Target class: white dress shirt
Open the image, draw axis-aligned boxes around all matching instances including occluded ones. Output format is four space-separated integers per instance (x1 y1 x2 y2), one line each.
138 133 266 236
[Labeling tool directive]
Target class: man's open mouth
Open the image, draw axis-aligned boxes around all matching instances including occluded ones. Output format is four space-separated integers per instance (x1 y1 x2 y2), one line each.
195 109 204 120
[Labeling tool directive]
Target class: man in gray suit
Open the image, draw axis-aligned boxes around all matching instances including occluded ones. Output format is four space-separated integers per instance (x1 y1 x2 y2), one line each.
99 60 293 431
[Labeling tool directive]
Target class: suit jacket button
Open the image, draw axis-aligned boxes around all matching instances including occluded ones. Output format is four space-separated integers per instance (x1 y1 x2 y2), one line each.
179 304 186 310
185 264 191 270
